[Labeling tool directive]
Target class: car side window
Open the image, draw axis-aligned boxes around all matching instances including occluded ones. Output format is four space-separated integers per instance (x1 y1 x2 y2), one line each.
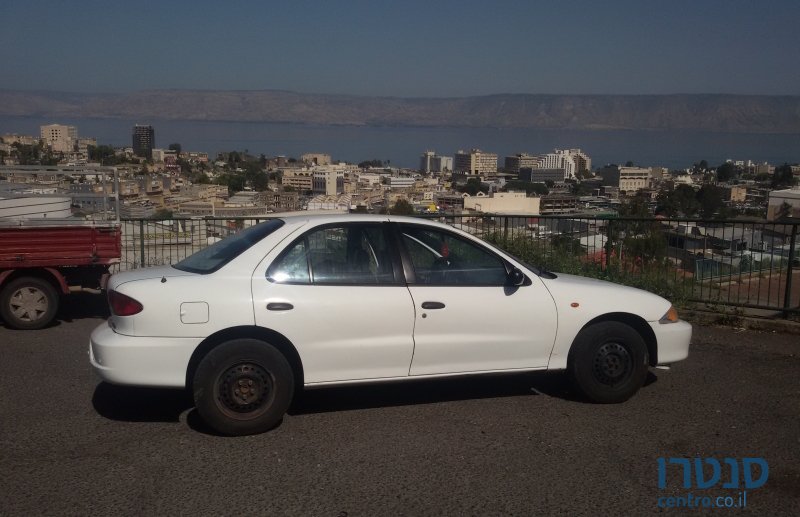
268 224 395 285
400 225 508 286
267 238 310 284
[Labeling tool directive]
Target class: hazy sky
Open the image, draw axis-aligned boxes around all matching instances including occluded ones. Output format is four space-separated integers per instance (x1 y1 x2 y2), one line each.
2 0 798 97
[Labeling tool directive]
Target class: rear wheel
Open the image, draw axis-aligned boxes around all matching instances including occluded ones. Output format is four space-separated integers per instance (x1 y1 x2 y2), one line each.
0 276 59 330
193 339 294 436
569 321 649 403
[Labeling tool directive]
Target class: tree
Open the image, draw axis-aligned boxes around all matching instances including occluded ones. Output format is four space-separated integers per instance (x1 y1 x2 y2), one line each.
151 208 173 220
775 201 794 220
573 182 593 196
358 159 384 168
625 160 635 167
252 171 269 191
389 199 415 215
609 198 667 268
715 162 737 183
617 197 651 218
168 143 182 155
656 184 699 217
692 160 709 173
457 177 489 196
216 173 245 194
772 163 796 189
696 185 726 219
503 180 548 196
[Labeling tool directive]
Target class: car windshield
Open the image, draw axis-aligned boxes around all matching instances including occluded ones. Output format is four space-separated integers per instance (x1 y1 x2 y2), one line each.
173 219 285 274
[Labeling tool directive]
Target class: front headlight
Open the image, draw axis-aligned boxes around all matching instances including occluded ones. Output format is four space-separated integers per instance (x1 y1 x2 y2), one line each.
659 305 680 324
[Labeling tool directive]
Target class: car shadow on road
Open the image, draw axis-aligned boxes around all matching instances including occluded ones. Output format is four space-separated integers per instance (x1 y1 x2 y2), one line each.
0 291 110 330
92 371 658 434
288 371 581 415
92 382 193 423
59 292 110 322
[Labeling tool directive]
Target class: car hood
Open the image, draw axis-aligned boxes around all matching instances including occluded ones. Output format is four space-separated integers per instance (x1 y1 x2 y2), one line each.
539 273 672 322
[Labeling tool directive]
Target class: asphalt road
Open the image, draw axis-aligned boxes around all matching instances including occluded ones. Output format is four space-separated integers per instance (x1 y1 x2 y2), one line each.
1 294 798 516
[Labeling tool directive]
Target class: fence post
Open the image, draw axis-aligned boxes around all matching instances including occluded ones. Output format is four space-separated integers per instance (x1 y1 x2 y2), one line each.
783 223 798 319
138 219 145 269
604 220 613 270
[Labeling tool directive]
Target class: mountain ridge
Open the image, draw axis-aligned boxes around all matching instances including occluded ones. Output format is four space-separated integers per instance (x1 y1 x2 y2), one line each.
1 89 799 133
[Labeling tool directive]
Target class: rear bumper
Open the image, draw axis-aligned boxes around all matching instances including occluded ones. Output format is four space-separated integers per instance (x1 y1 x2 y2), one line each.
89 321 199 388
650 319 692 365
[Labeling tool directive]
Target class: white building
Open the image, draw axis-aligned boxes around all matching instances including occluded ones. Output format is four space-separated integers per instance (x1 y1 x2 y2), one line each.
420 151 453 173
453 149 498 176
767 187 800 221
40 124 78 154
463 191 540 215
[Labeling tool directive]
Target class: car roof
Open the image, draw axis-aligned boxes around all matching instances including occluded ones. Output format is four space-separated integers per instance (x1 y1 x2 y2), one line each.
276 213 444 227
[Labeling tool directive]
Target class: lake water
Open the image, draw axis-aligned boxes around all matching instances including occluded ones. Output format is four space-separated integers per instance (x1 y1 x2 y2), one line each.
1 116 798 170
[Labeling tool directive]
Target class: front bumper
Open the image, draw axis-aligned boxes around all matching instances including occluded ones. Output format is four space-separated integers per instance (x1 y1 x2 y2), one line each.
89 321 200 388
649 319 692 365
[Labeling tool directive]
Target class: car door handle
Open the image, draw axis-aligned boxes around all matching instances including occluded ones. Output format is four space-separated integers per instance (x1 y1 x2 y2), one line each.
267 302 294 311
421 301 445 310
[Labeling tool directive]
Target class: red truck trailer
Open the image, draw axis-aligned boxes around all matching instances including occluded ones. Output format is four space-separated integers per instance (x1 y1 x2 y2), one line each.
0 220 121 329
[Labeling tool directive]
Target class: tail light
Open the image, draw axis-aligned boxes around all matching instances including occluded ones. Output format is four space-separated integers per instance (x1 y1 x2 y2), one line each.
108 290 143 316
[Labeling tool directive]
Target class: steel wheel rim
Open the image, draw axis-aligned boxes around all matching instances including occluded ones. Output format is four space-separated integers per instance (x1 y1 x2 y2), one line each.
592 342 633 386
9 287 49 322
216 362 275 419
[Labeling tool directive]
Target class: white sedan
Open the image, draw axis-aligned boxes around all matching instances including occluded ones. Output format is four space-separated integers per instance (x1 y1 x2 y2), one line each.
90 214 691 435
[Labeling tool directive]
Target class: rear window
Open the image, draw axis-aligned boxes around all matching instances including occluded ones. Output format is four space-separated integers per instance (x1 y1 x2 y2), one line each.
173 219 285 274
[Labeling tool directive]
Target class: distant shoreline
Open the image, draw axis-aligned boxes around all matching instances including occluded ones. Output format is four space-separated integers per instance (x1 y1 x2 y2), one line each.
2 90 799 134
3 116 797 170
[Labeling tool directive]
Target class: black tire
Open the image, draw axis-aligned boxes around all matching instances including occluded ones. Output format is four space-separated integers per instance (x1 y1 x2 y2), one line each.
569 321 649 404
0 276 60 330
193 339 294 436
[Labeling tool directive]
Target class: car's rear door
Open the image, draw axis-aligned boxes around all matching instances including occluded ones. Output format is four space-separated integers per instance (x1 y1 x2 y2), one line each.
251 222 416 384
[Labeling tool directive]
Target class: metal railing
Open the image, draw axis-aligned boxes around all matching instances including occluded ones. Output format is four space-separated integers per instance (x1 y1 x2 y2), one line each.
117 214 799 317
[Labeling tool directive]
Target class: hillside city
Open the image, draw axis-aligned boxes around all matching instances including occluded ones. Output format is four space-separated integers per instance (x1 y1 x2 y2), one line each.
1 123 799 224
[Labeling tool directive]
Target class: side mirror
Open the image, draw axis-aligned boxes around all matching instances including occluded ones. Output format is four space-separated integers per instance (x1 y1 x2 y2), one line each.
508 267 526 286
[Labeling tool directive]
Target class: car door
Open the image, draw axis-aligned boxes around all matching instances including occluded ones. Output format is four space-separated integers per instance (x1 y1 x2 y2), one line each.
396 223 558 376
251 222 416 384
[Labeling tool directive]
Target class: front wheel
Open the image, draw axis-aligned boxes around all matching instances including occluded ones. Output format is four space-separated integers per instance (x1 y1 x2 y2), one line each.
0 276 60 330
193 339 294 436
569 321 649 403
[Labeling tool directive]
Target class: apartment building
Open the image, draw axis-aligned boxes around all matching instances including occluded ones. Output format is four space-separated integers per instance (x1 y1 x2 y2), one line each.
540 193 579 214
301 153 332 166
40 124 78 153
420 151 453 173
132 125 155 159
453 149 497 176
519 168 565 183
504 153 542 174
281 169 313 191
601 166 652 195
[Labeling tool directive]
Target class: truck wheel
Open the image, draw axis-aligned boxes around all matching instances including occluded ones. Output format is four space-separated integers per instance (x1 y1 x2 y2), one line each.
569 321 649 404
193 339 294 436
0 277 60 330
